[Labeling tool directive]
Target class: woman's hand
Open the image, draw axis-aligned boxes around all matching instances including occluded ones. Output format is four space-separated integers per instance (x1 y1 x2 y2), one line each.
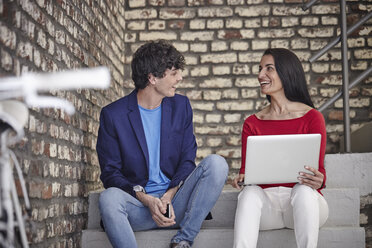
232 174 245 190
298 166 324 190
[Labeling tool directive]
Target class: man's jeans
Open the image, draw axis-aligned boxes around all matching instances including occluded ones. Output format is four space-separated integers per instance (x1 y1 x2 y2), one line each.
99 154 228 248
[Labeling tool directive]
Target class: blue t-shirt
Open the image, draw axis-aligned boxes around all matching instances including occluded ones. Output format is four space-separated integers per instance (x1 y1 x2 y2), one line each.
138 104 170 194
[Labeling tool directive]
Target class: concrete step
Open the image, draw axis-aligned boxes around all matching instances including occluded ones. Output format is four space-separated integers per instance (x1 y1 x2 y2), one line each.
86 188 360 230
202 187 360 228
325 152 372 196
82 226 365 248
83 153 370 247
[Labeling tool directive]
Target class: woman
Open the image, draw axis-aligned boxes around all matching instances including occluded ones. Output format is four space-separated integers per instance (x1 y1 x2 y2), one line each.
232 48 329 248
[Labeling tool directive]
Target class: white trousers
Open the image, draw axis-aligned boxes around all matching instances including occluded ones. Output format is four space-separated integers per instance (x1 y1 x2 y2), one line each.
233 184 329 248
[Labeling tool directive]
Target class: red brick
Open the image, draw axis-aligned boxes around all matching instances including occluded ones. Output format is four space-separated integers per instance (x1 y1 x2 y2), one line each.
222 30 242 39
29 160 43 177
44 143 51 157
42 184 53 199
1 1 10 18
14 179 24 198
328 110 343 121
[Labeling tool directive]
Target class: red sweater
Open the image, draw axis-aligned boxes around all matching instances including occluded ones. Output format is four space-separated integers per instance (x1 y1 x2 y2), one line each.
240 109 327 193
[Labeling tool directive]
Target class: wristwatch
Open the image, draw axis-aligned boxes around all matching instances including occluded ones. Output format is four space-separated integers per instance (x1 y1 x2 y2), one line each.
133 185 146 194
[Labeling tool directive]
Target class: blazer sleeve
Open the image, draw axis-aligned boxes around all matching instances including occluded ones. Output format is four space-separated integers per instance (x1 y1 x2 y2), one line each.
96 107 136 196
168 98 197 189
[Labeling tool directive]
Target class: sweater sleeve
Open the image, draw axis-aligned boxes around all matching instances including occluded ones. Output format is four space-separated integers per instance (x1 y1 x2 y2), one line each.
239 116 254 175
307 110 327 191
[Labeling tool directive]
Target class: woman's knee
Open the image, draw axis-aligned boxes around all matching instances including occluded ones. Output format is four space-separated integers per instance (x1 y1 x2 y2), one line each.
292 184 316 195
238 186 265 204
318 195 329 227
291 184 317 205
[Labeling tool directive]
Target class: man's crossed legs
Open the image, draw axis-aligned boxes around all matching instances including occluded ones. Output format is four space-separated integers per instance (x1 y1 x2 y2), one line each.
99 154 228 248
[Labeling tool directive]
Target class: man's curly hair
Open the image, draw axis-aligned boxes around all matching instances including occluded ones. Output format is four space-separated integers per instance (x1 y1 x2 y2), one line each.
131 40 185 90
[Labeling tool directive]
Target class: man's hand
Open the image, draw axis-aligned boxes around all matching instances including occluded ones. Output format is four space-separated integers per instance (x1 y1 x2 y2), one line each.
136 192 176 227
160 186 178 205
298 166 324 190
160 187 178 221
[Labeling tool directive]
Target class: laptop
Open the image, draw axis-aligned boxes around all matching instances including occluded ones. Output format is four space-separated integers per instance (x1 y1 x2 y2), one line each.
244 133 321 185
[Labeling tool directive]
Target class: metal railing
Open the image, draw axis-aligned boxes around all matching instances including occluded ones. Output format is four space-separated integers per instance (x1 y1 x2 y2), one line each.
303 0 372 153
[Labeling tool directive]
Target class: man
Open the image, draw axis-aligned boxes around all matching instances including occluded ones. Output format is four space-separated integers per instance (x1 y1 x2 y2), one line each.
96 40 228 248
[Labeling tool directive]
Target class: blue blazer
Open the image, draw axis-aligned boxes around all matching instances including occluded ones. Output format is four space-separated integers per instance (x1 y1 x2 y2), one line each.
96 90 197 197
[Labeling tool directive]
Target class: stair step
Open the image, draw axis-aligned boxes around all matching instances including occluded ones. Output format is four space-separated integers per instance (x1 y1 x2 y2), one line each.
202 187 360 228
322 188 360 227
325 152 372 196
83 153 370 247
87 188 360 229
82 226 365 248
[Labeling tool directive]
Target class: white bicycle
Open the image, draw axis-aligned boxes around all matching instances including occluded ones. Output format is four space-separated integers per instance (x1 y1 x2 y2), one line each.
0 67 110 248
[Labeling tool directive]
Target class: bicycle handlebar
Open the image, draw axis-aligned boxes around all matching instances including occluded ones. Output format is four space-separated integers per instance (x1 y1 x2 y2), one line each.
0 67 110 248
0 66 111 114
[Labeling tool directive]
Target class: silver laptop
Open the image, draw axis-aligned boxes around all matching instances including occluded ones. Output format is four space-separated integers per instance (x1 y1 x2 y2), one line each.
244 134 321 185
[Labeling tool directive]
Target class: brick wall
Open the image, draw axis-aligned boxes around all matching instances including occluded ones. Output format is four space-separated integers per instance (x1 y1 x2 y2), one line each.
0 0 125 247
123 0 372 176
1 0 371 247
122 0 372 246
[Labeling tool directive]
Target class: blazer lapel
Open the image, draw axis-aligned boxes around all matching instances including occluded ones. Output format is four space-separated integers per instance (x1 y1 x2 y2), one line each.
127 90 149 169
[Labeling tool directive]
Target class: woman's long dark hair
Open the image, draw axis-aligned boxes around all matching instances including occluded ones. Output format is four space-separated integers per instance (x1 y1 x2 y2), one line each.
263 48 314 108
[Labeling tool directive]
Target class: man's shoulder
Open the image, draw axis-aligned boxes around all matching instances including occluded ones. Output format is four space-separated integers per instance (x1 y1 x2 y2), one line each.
102 97 127 116
105 96 127 108
102 90 136 113
165 93 189 105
